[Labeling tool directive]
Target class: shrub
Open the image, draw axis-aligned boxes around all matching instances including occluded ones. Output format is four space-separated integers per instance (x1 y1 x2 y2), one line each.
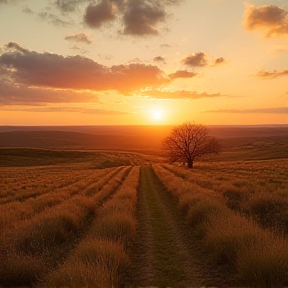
90 213 136 244
220 183 249 211
204 214 260 266
186 199 222 238
153 163 288 287
42 260 111 288
0 249 49 286
245 193 288 232
238 239 288 288
40 166 139 288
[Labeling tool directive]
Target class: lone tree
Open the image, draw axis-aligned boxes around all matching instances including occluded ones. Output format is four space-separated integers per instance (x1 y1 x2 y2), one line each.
162 122 221 168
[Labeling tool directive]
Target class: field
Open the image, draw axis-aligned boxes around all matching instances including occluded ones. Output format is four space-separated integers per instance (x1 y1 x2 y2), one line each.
1 125 288 288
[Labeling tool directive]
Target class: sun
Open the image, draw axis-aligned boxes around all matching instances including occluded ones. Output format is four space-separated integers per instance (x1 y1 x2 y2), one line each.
150 106 165 122
153 110 163 120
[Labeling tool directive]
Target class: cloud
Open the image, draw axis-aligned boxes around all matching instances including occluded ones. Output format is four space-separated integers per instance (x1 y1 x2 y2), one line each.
169 70 197 79
0 43 168 94
22 6 33 14
154 56 166 63
160 43 172 48
38 11 74 27
137 89 224 100
0 64 97 105
0 0 24 4
182 52 208 67
82 0 179 36
0 77 97 106
70 45 89 54
205 107 288 114
244 3 288 37
55 0 89 12
182 53 226 67
122 0 166 35
214 57 225 65
2 106 129 115
4 42 28 53
257 69 288 78
65 33 92 44
84 0 116 28
78 108 129 115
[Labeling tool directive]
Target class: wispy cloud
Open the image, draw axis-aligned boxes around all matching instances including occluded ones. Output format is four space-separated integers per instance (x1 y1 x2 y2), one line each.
137 89 225 100
205 107 288 114
160 43 173 48
55 0 90 12
1 106 129 115
0 0 24 4
38 11 74 27
65 33 92 44
169 70 197 80
154 56 166 63
257 69 288 78
22 6 33 14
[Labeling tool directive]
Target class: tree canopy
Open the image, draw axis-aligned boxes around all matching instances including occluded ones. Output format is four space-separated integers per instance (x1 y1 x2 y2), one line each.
162 123 221 168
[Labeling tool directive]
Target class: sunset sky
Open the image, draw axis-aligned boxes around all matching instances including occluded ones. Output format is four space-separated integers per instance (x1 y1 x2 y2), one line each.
0 0 287 125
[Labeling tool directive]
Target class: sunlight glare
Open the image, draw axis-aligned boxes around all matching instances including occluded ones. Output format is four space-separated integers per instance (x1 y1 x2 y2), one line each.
153 109 163 121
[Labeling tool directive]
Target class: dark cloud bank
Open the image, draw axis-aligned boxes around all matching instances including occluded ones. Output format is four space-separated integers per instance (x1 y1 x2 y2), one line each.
0 42 168 94
0 42 215 105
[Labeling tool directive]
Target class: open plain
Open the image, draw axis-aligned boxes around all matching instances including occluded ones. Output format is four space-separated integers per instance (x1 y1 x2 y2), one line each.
0 125 288 288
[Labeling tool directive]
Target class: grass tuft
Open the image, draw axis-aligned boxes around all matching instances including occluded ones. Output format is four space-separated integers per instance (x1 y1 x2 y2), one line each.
238 240 288 288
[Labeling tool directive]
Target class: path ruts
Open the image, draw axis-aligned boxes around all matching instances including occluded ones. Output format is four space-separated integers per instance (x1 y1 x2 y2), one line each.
128 165 229 288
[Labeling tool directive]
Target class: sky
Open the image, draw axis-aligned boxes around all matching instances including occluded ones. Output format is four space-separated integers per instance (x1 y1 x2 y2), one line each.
0 0 287 125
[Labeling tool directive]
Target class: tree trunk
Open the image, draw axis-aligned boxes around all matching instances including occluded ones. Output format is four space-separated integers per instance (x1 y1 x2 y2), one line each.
187 158 193 168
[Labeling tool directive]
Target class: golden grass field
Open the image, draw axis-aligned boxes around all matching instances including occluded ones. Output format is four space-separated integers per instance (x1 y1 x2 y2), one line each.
0 125 288 288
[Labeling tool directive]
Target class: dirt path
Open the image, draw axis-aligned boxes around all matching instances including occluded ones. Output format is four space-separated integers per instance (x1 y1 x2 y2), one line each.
127 165 231 288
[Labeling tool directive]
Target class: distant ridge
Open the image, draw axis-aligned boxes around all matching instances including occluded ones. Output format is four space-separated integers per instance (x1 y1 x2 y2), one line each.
0 131 150 150
0 126 287 151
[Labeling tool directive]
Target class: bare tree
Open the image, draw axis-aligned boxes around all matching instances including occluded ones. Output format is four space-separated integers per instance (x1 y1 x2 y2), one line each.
162 122 221 168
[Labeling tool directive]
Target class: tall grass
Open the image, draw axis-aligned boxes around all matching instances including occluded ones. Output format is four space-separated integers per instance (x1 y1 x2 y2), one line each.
0 167 119 233
44 239 128 288
153 164 288 287
0 166 90 203
0 166 132 287
0 196 95 286
163 160 288 233
39 166 139 288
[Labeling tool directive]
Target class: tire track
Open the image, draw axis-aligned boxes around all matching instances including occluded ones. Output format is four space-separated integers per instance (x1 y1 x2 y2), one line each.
128 165 217 287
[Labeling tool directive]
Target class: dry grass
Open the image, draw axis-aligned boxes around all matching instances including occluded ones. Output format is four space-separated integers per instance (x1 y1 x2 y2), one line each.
0 166 134 287
42 239 128 288
238 239 288 288
2 142 287 288
243 192 288 232
0 166 118 232
162 160 288 234
153 163 288 288
40 166 139 288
